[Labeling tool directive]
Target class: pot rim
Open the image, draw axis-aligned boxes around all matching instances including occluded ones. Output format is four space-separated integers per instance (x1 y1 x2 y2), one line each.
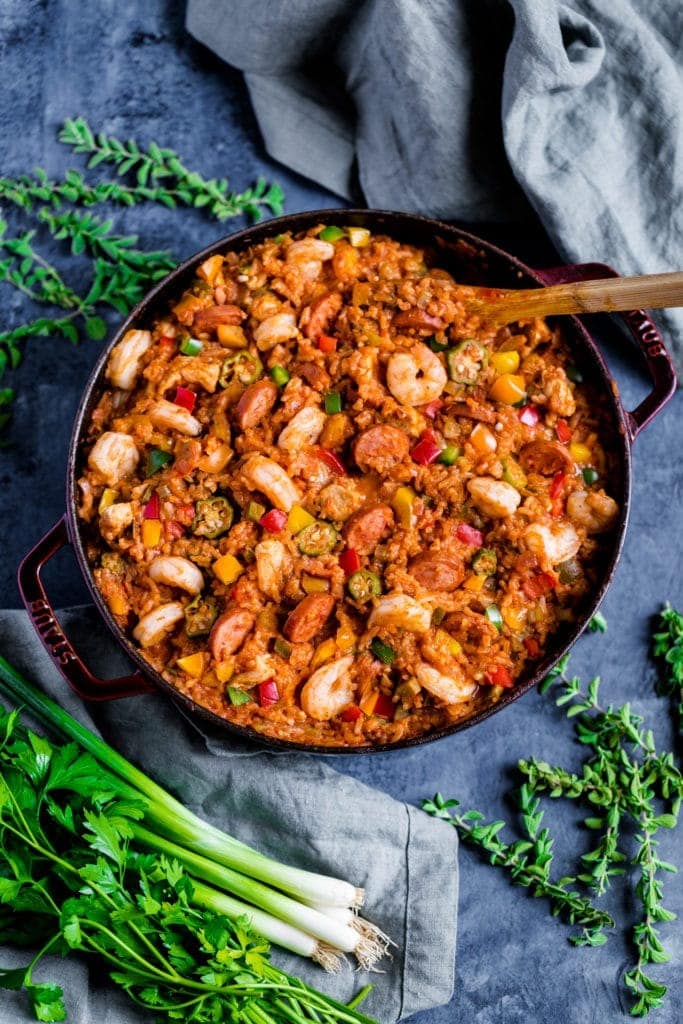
65 209 633 755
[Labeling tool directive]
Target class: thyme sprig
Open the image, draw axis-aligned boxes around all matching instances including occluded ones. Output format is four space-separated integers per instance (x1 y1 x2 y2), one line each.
424 607 683 1017
59 117 284 221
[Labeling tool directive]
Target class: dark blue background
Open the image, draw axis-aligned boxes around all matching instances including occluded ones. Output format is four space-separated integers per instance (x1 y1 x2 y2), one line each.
0 3 681 1022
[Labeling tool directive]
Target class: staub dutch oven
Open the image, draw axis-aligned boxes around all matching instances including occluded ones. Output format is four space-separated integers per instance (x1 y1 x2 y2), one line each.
18 210 677 753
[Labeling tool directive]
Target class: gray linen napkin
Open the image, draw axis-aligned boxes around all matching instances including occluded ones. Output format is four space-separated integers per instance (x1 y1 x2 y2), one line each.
0 607 458 1023
186 0 683 372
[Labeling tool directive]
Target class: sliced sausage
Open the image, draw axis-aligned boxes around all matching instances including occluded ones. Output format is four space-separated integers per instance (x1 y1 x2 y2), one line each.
408 554 465 592
235 380 278 430
283 593 335 643
393 309 445 332
353 425 410 474
193 304 245 332
519 440 573 476
448 400 495 424
297 361 331 391
209 609 255 660
343 503 394 555
303 292 342 339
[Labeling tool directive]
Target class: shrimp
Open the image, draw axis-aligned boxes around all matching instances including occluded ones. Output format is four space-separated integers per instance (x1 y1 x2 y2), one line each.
415 662 475 704
106 329 152 390
386 342 447 406
277 406 326 452
99 501 133 539
286 238 335 263
541 366 576 417
133 602 184 647
566 490 619 534
255 539 291 601
300 655 355 721
523 521 581 566
148 556 204 594
368 594 432 634
88 431 139 486
150 399 202 437
253 312 299 350
242 456 301 512
467 477 521 518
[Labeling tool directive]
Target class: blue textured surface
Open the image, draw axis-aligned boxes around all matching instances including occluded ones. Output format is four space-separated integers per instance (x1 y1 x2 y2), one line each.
0 3 681 1022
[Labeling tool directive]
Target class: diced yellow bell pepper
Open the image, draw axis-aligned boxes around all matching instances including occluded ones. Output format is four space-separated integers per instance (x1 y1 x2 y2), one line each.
437 629 462 656
502 605 527 632
569 442 591 464
142 520 162 548
177 652 205 677
490 373 526 405
311 638 337 670
336 624 357 652
99 488 119 513
470 423 497 455
215 660 235 684
108 593 128 617
197 254 224 285
359 691 379 717
287 504 316 535
216 324 247 348
490 350 520 375
257 607 278 632
464 573 485 592
348 226 371 248
301 574 330 594
213 554 244 585
392 486 416 528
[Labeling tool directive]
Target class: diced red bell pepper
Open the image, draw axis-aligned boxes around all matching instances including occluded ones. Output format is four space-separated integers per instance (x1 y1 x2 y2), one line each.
522 572 558 599
257 679 280 707
165 520 185 540
523 636 542 658
339 548 361 575
411 429 442 466
423 399 443 420
318 334 337 353
373 693 395 719
260 509 287 532
341 705 363 722
174 387 197 413
159 335 176 352
550 471 566 501
518 404 540 427
556 419 572 444
143 493 160 520
456 523 484 547
316 448 347 474
483 665 514 688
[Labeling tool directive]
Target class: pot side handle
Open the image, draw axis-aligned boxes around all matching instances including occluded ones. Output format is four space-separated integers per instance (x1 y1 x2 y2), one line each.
17 516 154 701
534 262 677 440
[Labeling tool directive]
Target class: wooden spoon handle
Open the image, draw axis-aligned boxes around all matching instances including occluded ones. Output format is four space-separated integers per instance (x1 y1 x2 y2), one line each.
478 271 683 324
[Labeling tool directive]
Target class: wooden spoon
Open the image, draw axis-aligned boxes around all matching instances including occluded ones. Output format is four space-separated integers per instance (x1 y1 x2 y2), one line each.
466 270 683 325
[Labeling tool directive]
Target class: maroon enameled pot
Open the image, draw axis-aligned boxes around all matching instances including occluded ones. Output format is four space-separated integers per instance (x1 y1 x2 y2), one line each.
17 210 677 753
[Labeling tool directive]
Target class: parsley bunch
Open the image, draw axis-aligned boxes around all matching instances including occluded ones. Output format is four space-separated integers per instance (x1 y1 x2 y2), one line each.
0 706 375 1024
424 606 683 1018
0 117 284 436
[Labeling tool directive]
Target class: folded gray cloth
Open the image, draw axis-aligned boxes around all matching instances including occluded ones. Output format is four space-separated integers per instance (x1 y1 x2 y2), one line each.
0 607 458 1022
186 0 683 373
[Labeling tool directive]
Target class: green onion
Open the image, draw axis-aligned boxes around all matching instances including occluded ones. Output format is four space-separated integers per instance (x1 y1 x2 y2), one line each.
319 225 345 242
325 391 343 414
439 444 462 465
567 365 584 383
226 685 251 706
274 637 292 660
485 605 503 632
431 607 446 626
426 335 449 353
145 448 173 476
179 335 203 357
369 638 396 665
271 365 290 386
582 467 599 485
